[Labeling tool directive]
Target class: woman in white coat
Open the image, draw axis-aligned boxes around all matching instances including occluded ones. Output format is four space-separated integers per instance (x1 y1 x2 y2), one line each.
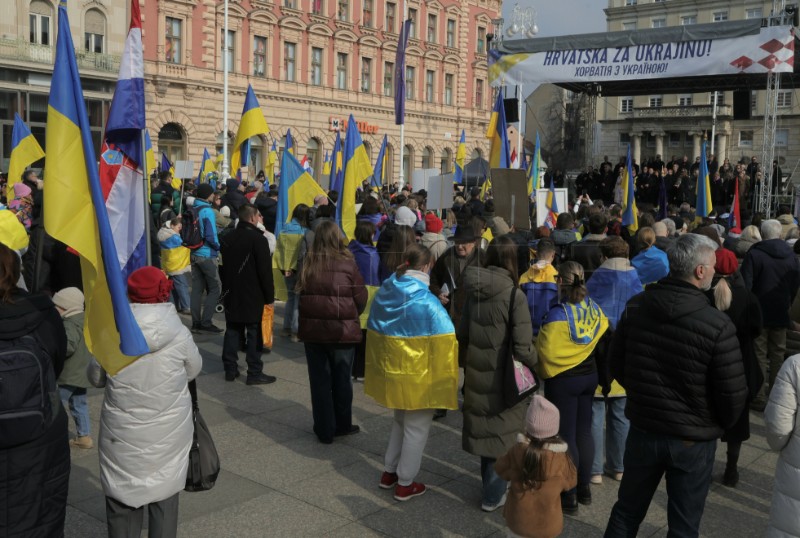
765 353 800 537
89 266 203 538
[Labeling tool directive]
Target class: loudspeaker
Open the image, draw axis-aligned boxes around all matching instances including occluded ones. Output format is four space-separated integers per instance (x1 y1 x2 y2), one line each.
733 90 751 120
503 98 519 123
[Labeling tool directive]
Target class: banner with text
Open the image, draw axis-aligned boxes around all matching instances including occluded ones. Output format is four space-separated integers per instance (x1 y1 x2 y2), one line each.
489 25 794 86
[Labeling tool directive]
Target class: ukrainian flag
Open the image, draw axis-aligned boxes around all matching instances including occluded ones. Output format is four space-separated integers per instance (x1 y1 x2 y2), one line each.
696 141 713 218
144 130 156 177
285 128 295 156
329 130 344 194
266 140 277 184
528 132 541 196
486 91 510 169
274 146 326 237
372 134 388 188
621 144 638 233
545 175 558 229
365 273 459 410
7 113 44 201
338 114 373 241
196 148 215 185
43 1 148 374
0 209 29 252
322 151 331 177
453 129 466 184
231 84 270 177
161 152 180 189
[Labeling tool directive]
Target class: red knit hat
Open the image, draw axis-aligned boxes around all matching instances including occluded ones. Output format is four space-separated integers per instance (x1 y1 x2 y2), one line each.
714 248 738 276
127 266 173 304
425 213 444 233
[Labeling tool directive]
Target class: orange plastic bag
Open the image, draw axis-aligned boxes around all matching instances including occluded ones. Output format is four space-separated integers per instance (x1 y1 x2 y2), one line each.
261 304 274 349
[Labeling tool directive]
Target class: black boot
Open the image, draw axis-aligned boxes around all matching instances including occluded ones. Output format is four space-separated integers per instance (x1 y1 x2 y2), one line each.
561 490 578 515
723 441 741 488
577 484 592 505
722 464 739 487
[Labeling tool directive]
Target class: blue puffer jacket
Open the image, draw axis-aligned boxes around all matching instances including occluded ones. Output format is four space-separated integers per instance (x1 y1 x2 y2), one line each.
193 199 220 258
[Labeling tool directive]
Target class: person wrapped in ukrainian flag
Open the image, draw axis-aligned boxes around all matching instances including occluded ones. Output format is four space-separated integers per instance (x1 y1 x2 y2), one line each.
364 243 458 502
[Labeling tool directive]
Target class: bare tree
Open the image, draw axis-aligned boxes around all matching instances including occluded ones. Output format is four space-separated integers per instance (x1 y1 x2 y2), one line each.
540 90 587 172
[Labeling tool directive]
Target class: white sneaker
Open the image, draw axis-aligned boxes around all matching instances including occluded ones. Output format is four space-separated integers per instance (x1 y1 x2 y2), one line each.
481 491 507 512
590 474 603 485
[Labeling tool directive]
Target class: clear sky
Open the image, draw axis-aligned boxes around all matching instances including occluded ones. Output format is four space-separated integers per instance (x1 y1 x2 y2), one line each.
500 0 607 38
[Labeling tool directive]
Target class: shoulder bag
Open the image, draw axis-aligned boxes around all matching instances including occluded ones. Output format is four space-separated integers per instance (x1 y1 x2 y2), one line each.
502 286 539 408
185 379 221 492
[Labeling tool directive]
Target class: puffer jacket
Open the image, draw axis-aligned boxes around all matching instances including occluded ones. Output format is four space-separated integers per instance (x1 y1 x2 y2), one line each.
430 245 485 331
778 213 797 240
766 354 800 537
89 302 202 508
731 236 758 259
742 239 800 328
57 312 94 389
610 278 747 441
298 258 368 344
458 266 536 458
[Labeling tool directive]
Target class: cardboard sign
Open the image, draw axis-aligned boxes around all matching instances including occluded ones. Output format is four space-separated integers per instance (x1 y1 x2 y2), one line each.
426 173 454 211
535 188 568 228
174 160 195 180
411 168 440 192
490 168 531 230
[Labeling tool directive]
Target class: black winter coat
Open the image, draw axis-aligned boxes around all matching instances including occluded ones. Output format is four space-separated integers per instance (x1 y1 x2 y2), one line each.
610 278 747 441
0 290 70 537
565 234 606 279
221 189 248 214
741 239 800 328
220 221 275 324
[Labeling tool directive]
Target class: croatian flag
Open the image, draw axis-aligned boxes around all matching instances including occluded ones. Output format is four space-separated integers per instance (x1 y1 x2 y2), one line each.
300 155 313 175
99 0 146 280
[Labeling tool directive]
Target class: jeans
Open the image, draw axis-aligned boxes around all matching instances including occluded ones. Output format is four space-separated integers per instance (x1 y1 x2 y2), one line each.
480 457 508 505
171 272 190 311
105 493 179 538
283 273 299 334
59 385 90 437
604 426 716 538
384 409 434 486
222 322 263 378
754 327 787 402
545 372 598 488
190 255 220 326
592 397 629 475
304 343 355 443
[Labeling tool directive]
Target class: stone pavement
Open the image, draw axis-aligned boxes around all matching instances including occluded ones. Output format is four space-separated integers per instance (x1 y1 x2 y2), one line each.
65 304 777 537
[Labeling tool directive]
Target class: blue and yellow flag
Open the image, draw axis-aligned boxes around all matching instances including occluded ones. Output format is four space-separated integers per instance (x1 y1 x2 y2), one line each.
621 144 638 233
275 146 326 237
364 273 459 410
322 151 331 177
372 134 388 188
486 91 511 169
329 130 344 194
196 148 215 186
528 132 541 195
545 176 558 229
266 140 277 185
231 85 270 177
480 177 492 202
338 114 373 241
696 141 713 218
43 1 148 375
453 129 466 184
7 113 45 201
285 128 295 156
144 130 156 177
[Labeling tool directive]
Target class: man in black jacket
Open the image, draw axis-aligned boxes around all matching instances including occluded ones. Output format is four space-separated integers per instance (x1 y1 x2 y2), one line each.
219 204 276 385
566 211 607 279
741 219 800 409
604 233 747 538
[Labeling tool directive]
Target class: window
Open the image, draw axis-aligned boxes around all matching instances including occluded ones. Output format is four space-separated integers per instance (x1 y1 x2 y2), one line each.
362 0 372 27
477 26 486 53
678 94 692 106
84 9 105 53
649 95 663 108
619 133 631 146
312 0 323 15
624 0 636 5
475 79 484 109
425 70 434 102
221 29 235 73
338 0 348 21
284 42 296 81
361 57 371 92
712 11 728 22
776 129 789 147
422 147 433 169
746 8 763 19
253 36 267 77
165 17 182 63
709 91 725 105
311 47 322 85
284 0 296 8
445 74 453 105
29 0 52 46
406 66 415 100
337 52 348 90
384 61 394 96
408 8 417 38
751 90 758 109
385 2 396 32
778 90 792 108
680 15 697 26
441 148 452 173
669 132 681 147
620 96 633 113
646 134 656 148
446 19 455 47
739 131 753 147
427 14 437 43
651 18 665 28
622 21 636 31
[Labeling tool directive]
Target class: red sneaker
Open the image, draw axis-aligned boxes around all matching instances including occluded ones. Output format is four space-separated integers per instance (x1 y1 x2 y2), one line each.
394 482 427 501
379 471 398 489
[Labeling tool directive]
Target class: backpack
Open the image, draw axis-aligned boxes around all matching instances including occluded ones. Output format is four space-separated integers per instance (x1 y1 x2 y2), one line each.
0 335 58 448
181 207 205 250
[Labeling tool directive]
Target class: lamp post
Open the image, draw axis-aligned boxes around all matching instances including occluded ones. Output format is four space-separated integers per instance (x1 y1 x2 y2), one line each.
221 0 230 180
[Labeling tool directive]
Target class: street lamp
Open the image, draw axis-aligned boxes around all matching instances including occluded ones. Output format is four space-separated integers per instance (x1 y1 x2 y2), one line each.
506 4 538 39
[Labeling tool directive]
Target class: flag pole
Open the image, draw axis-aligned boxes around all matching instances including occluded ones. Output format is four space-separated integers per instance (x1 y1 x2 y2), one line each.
221 0 230 180
398 0 407 191
141 129 151 265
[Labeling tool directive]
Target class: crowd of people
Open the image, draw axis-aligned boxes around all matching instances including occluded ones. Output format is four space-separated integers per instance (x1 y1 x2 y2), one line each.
2 156 800 537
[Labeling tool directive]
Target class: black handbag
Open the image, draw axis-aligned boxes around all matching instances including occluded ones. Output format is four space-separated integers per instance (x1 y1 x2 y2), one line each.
185 379 221 492
502 287 539 408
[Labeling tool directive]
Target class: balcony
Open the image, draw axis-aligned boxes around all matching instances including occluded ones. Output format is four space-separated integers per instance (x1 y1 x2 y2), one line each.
0 38 120 73
631 105 732 119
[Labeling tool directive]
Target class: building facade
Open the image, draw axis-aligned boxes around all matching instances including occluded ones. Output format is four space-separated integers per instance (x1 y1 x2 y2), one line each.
599 0 800 175
1 0 497 187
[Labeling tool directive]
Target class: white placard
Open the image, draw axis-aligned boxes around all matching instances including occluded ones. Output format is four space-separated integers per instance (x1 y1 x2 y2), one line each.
174 160 195 179
535 188 568 228
426 173 454 211
411 168 440 192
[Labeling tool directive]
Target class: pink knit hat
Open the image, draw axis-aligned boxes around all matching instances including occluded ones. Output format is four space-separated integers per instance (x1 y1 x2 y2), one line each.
525 395 560 439
13 182 31 198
